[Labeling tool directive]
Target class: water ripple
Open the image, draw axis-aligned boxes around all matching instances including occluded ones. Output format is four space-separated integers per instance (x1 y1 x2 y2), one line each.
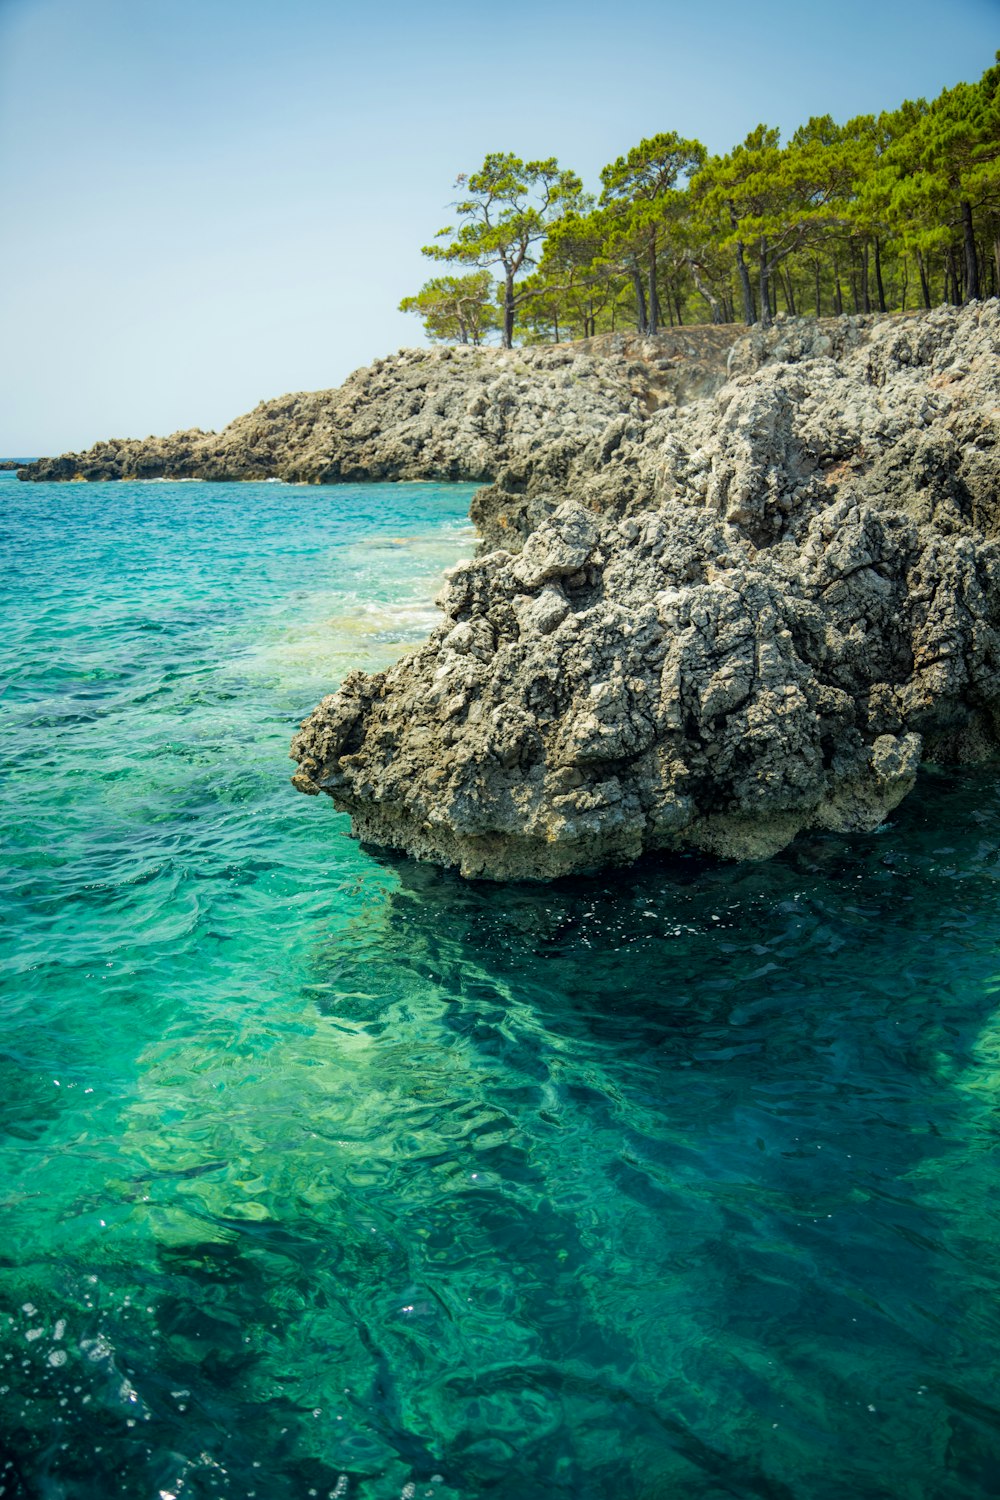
2 475 1000 1498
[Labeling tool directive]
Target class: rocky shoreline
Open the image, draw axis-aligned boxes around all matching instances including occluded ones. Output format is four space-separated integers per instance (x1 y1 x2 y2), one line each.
290 304 1000 879
17 327 739 486
24 308 1000 879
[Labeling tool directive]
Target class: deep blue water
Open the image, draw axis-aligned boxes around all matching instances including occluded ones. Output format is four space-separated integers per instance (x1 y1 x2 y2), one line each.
3 473 1000 1499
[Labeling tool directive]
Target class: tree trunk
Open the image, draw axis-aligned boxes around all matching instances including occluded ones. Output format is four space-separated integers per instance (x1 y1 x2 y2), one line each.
961 200 980 301
993 237 1000 295
873 237 887 312
733 232 755 324
674 290 684 325
849 245 860 314
502 270 515 348
947 246 962 305
630 265 648 333
899 255 909 312
861 244 871 314
916 247 931 309
647 238 660 335
782 267 796 315
553 315 560 343
814 259 821 317
833 256 844 316
688 257 724 323
758 238 772 327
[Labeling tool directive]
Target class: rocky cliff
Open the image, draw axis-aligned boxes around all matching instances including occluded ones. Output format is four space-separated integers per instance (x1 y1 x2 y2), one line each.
291 304 1000 878
17 327 739 484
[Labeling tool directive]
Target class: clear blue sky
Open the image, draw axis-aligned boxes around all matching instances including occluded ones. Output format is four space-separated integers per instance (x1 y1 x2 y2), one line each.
1 0 997 453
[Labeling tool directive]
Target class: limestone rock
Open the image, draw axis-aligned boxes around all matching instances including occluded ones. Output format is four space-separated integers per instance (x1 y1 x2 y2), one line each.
18 328 739 485
292 303 1000 879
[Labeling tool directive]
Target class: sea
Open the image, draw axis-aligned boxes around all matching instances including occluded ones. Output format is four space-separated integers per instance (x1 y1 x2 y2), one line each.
3 472 1000 1499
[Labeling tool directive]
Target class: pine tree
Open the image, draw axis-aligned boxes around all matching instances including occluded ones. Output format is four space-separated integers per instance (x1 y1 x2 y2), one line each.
422 154 584 347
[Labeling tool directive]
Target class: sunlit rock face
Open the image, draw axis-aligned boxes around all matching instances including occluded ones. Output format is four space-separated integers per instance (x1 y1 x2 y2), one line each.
293 303 1000 880
19 327 738 485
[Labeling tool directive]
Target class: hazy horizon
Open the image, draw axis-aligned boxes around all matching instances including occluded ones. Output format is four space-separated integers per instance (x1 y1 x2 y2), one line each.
2 0 998 454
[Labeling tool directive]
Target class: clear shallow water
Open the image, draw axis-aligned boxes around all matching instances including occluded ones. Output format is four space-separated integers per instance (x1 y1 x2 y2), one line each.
2 474 1000 1500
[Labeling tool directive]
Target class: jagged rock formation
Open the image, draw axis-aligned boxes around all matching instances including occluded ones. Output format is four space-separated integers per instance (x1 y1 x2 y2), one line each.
18 328 739 485
292 303 1000 878
472 307 1000 552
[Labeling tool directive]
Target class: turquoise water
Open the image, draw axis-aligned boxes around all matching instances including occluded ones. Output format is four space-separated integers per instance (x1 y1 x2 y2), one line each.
3 473 1000 1499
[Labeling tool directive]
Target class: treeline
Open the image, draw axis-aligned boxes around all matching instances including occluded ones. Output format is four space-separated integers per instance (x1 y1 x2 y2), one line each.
400 55 1000 347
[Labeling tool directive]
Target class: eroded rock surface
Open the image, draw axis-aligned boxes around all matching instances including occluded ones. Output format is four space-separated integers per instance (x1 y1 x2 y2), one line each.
19 328 738 485
292 304 1000 878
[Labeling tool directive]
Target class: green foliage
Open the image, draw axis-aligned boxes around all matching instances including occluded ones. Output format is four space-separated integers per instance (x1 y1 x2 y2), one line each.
869 67 1000 271
422 153 585 346
399 272 500 345
598 133 706 333
600 132 706 205
409 56 1000 343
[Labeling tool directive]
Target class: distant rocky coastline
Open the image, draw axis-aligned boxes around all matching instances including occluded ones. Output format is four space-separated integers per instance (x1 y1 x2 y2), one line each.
17 327 738 485
290 304 1000 878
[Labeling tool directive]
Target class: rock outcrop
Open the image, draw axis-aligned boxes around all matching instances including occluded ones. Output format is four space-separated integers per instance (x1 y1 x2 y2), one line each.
292 303 1000 878
17 328 739 485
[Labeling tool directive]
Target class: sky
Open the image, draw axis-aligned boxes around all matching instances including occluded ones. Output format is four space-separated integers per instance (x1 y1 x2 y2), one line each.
1 0 998 454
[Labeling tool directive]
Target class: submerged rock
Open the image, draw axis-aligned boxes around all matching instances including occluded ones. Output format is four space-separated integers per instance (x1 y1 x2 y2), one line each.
292 303 1000 879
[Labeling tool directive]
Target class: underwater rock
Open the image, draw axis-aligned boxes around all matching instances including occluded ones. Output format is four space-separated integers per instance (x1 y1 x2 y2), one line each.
292 303 1000 879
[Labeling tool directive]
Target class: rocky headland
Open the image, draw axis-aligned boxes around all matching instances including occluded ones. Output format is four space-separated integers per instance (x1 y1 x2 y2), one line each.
17 327 737 485
25 308 1000 879
290 304 1000 878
